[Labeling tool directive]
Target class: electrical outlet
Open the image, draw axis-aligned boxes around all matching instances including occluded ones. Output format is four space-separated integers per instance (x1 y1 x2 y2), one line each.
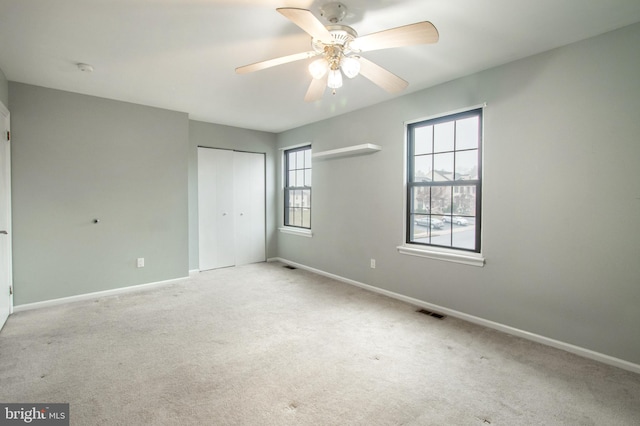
370 259 376 269
137 258 145 268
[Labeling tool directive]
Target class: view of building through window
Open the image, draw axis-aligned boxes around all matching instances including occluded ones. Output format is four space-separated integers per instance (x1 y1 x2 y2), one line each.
407 108 482 252
284 145 311 229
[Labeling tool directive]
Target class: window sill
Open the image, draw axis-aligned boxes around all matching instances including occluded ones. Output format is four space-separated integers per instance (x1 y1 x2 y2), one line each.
279 227 313 238
397 244 485 267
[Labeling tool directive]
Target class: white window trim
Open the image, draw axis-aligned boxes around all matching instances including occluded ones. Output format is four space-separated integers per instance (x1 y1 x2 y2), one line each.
399 103 486 267
397 244 485 267
279 226 313 237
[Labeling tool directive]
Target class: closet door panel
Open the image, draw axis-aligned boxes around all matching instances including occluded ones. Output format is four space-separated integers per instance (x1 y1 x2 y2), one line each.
234 151 266 265
198 148 235 270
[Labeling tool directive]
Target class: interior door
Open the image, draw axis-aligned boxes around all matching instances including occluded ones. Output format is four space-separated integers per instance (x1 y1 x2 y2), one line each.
233 151 266 265
0 103 12 330
198 148 235 271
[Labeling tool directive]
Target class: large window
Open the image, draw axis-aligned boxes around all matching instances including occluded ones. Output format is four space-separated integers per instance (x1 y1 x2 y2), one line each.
284 145 312 229
406 108 482 252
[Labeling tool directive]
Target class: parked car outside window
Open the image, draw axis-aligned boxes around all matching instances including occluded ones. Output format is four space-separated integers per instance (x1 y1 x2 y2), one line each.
415 216 445 229
442 216 469 226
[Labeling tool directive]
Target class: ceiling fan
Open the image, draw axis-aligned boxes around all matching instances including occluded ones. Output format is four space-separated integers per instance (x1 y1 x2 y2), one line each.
235 2 439 102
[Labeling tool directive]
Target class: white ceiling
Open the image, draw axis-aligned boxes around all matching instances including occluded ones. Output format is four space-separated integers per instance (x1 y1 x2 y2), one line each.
1 0 639 133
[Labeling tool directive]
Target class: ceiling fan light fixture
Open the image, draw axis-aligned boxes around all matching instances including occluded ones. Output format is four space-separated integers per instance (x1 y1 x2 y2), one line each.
327 69 343 89
309 58 329 79
341 56 360 78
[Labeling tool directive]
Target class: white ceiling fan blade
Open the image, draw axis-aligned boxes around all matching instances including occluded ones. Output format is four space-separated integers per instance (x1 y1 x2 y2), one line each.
236 51 319 74
304 75 327 102
277 8 333 43
358 57 408 93
351 21 439 52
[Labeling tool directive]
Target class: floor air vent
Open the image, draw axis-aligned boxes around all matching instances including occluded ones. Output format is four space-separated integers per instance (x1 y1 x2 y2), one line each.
283 265 297 270
417 309 446 319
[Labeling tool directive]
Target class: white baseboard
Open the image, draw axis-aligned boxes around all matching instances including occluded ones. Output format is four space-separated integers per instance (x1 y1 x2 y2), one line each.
13 276 189 313
271 257 640 375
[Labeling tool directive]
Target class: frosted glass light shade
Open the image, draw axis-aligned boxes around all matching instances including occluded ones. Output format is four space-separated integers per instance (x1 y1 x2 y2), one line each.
327 69 343 89
308 59 328 79
341 56 360 78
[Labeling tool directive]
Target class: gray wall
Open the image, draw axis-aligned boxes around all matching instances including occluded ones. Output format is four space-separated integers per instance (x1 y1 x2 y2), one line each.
0 67 7 107
276 23 640 365
188 120 277 270
9 83 189 305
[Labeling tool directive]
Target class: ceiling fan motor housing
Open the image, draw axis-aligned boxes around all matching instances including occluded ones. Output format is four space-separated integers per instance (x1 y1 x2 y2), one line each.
312 25 357 52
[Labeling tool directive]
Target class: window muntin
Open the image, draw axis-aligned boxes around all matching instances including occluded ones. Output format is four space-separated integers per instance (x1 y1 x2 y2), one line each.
284 145 312 229
407 109 482 252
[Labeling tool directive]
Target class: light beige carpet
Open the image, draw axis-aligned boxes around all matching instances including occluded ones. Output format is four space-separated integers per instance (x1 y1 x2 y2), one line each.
1 262 639 425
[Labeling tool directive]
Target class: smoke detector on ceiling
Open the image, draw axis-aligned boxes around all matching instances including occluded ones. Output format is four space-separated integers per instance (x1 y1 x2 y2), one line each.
77 63 94 73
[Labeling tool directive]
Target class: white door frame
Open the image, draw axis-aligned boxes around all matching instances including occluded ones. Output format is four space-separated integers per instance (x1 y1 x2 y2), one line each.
0 100 13 329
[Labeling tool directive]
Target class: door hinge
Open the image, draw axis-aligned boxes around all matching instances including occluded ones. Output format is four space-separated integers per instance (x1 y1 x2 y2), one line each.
9 285 13 295
5 131 9 141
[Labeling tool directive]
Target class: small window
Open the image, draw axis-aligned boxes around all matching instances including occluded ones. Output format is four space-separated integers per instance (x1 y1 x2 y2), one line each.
284 145 312 229
406 108 482 252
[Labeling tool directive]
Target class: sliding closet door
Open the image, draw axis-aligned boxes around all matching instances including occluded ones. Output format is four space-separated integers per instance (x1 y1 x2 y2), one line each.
234 151 265 265
198 148 235 271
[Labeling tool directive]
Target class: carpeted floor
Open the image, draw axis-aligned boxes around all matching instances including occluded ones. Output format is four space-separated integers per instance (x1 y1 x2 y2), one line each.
1 262 639 425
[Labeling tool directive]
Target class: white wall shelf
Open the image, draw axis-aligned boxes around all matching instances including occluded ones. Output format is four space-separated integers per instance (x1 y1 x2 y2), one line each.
312 143 381 160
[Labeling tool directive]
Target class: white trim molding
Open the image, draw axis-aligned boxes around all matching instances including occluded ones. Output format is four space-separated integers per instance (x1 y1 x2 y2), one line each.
13 276 189 313
397 244 485 267
271 257 640 375
278 227 313 237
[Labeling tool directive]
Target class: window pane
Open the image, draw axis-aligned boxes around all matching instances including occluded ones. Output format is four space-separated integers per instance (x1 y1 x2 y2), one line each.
296 151 305 168
296 170 304 187
431 224 452 248
431 186 452 215
434 121 454 153
453 186 476 216
288 152 296 170
452 218 476 250
287 190 296 207
301 189 311 208
288 171 296 187
414 125 433 155
412 214 432 242
413 155 432 182
411 187 431 214
455 150 479 180
287 208 296 226
433 153 454 181
456 116 479 150
302 208 311 228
